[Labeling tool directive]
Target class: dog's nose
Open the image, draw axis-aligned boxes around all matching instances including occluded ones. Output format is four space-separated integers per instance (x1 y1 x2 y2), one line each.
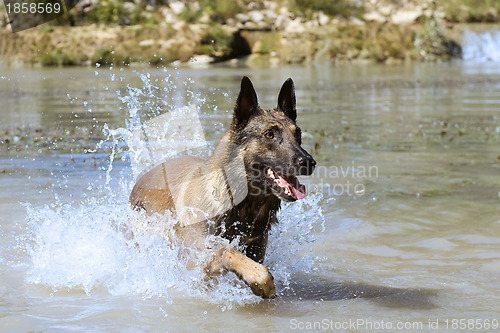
297 155 316 175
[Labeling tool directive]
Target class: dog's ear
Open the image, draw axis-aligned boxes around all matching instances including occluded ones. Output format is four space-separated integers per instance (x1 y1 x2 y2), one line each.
234 76 259 126
277 78 296 122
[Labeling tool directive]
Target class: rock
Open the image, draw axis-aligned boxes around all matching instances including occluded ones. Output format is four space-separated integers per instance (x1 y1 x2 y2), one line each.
263 9 278 21
349 17 365 25
305 20 319 28
190 1 201 13
252 40 264 54
169 1 185 15
163 11 178 24
199 13 211 24
248 10 265 23
485 7 498 22
236 13 249 23
264 0 278 11
158 40 176 50
172 21 185 31
269 55 280 66
275 14 291 30
391 10 422 24
177 41 196 61
317 11 330 26
123 2 135 13
187 55 214 67
378 5 393 17
226 18 237 26
76 0 98 11
279 6 291 16
139 39 155 47
285 18 305 33
363 11 387 23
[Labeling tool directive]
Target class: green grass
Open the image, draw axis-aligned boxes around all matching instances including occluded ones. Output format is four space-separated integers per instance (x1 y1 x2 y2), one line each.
440 0 500 22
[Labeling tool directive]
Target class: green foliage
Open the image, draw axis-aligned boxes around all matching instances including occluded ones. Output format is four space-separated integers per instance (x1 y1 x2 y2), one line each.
288 0 364 18
439 0 500 22
178 5 204 23
202 0 244 22
253 32 280 54
86 0 156 25
149 53 176 66
91 47 130 66
414 17 459 61
40 25 54 33
40 49 78 67
87 0 126 24
199 24 234 59
319 22 418 63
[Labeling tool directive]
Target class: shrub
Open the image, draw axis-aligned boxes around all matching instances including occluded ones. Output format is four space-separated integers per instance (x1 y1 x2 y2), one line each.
414 17 461 61
92 47 130 66
202 0 244 23
40 49 78 66
199 24 234 59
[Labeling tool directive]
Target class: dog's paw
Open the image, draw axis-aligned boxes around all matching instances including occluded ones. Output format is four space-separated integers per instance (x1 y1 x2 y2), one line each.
243 264 276 299
220 249 276 298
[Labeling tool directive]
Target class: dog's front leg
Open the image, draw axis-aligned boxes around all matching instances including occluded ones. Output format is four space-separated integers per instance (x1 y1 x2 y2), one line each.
206 248 276 298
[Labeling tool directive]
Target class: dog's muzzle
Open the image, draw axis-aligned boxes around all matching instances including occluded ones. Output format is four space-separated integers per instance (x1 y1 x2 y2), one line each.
297 153 316 176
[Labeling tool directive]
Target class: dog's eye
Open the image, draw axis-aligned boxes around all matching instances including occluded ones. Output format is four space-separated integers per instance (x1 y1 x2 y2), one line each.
265 131 274 139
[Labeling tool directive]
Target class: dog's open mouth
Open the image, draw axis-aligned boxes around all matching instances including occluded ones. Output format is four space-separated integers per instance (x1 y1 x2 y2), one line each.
265 168 306 201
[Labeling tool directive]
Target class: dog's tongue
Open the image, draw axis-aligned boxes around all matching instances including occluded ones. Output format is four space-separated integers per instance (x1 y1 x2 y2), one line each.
275 173 306 200
292 183 306 200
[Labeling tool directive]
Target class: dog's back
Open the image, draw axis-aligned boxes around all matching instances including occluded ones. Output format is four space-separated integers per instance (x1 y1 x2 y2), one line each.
130 155 203 216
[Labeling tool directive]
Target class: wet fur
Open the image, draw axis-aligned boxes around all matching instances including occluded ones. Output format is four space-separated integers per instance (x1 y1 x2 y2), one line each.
129 77 315 298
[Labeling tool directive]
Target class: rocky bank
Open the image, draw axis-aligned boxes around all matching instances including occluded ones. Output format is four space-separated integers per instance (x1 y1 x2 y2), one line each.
0 0 498 67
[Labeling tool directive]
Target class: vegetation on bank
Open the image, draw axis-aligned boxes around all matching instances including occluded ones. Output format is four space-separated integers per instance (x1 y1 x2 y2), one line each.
0 0 498 67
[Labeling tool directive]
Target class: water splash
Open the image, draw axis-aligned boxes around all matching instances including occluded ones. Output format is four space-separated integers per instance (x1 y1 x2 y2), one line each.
462 28 500 62
22 71 325 307
24 190 324 307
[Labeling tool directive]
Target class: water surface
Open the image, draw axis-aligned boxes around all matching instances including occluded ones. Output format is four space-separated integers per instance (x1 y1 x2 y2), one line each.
0 62 499 331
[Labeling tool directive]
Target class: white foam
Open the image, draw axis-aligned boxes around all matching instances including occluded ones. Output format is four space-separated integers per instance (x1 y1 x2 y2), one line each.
463 29 500 62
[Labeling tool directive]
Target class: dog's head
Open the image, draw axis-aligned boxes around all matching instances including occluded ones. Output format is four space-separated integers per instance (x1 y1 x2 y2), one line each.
230 76 316 202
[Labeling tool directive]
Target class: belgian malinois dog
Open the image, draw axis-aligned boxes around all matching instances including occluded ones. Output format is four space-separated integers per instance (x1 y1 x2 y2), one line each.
129 77 316 298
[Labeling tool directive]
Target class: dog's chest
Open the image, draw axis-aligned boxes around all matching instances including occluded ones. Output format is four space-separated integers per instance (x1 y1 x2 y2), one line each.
214 195 280 243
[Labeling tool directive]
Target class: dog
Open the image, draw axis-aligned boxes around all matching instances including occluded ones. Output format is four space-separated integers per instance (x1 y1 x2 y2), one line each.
129 77 316 298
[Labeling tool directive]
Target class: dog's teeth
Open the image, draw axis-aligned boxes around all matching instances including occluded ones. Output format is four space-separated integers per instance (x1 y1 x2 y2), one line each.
285 187 290 195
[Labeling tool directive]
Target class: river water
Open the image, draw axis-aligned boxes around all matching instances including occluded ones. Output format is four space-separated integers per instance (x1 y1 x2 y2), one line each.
0 62 499 332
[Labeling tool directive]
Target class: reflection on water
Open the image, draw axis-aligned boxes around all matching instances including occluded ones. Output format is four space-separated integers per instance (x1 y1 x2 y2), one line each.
0 63 499 331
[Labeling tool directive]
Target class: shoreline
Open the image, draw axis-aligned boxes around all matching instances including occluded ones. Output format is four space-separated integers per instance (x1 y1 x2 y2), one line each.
1 0 499 68
0 20 482 68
